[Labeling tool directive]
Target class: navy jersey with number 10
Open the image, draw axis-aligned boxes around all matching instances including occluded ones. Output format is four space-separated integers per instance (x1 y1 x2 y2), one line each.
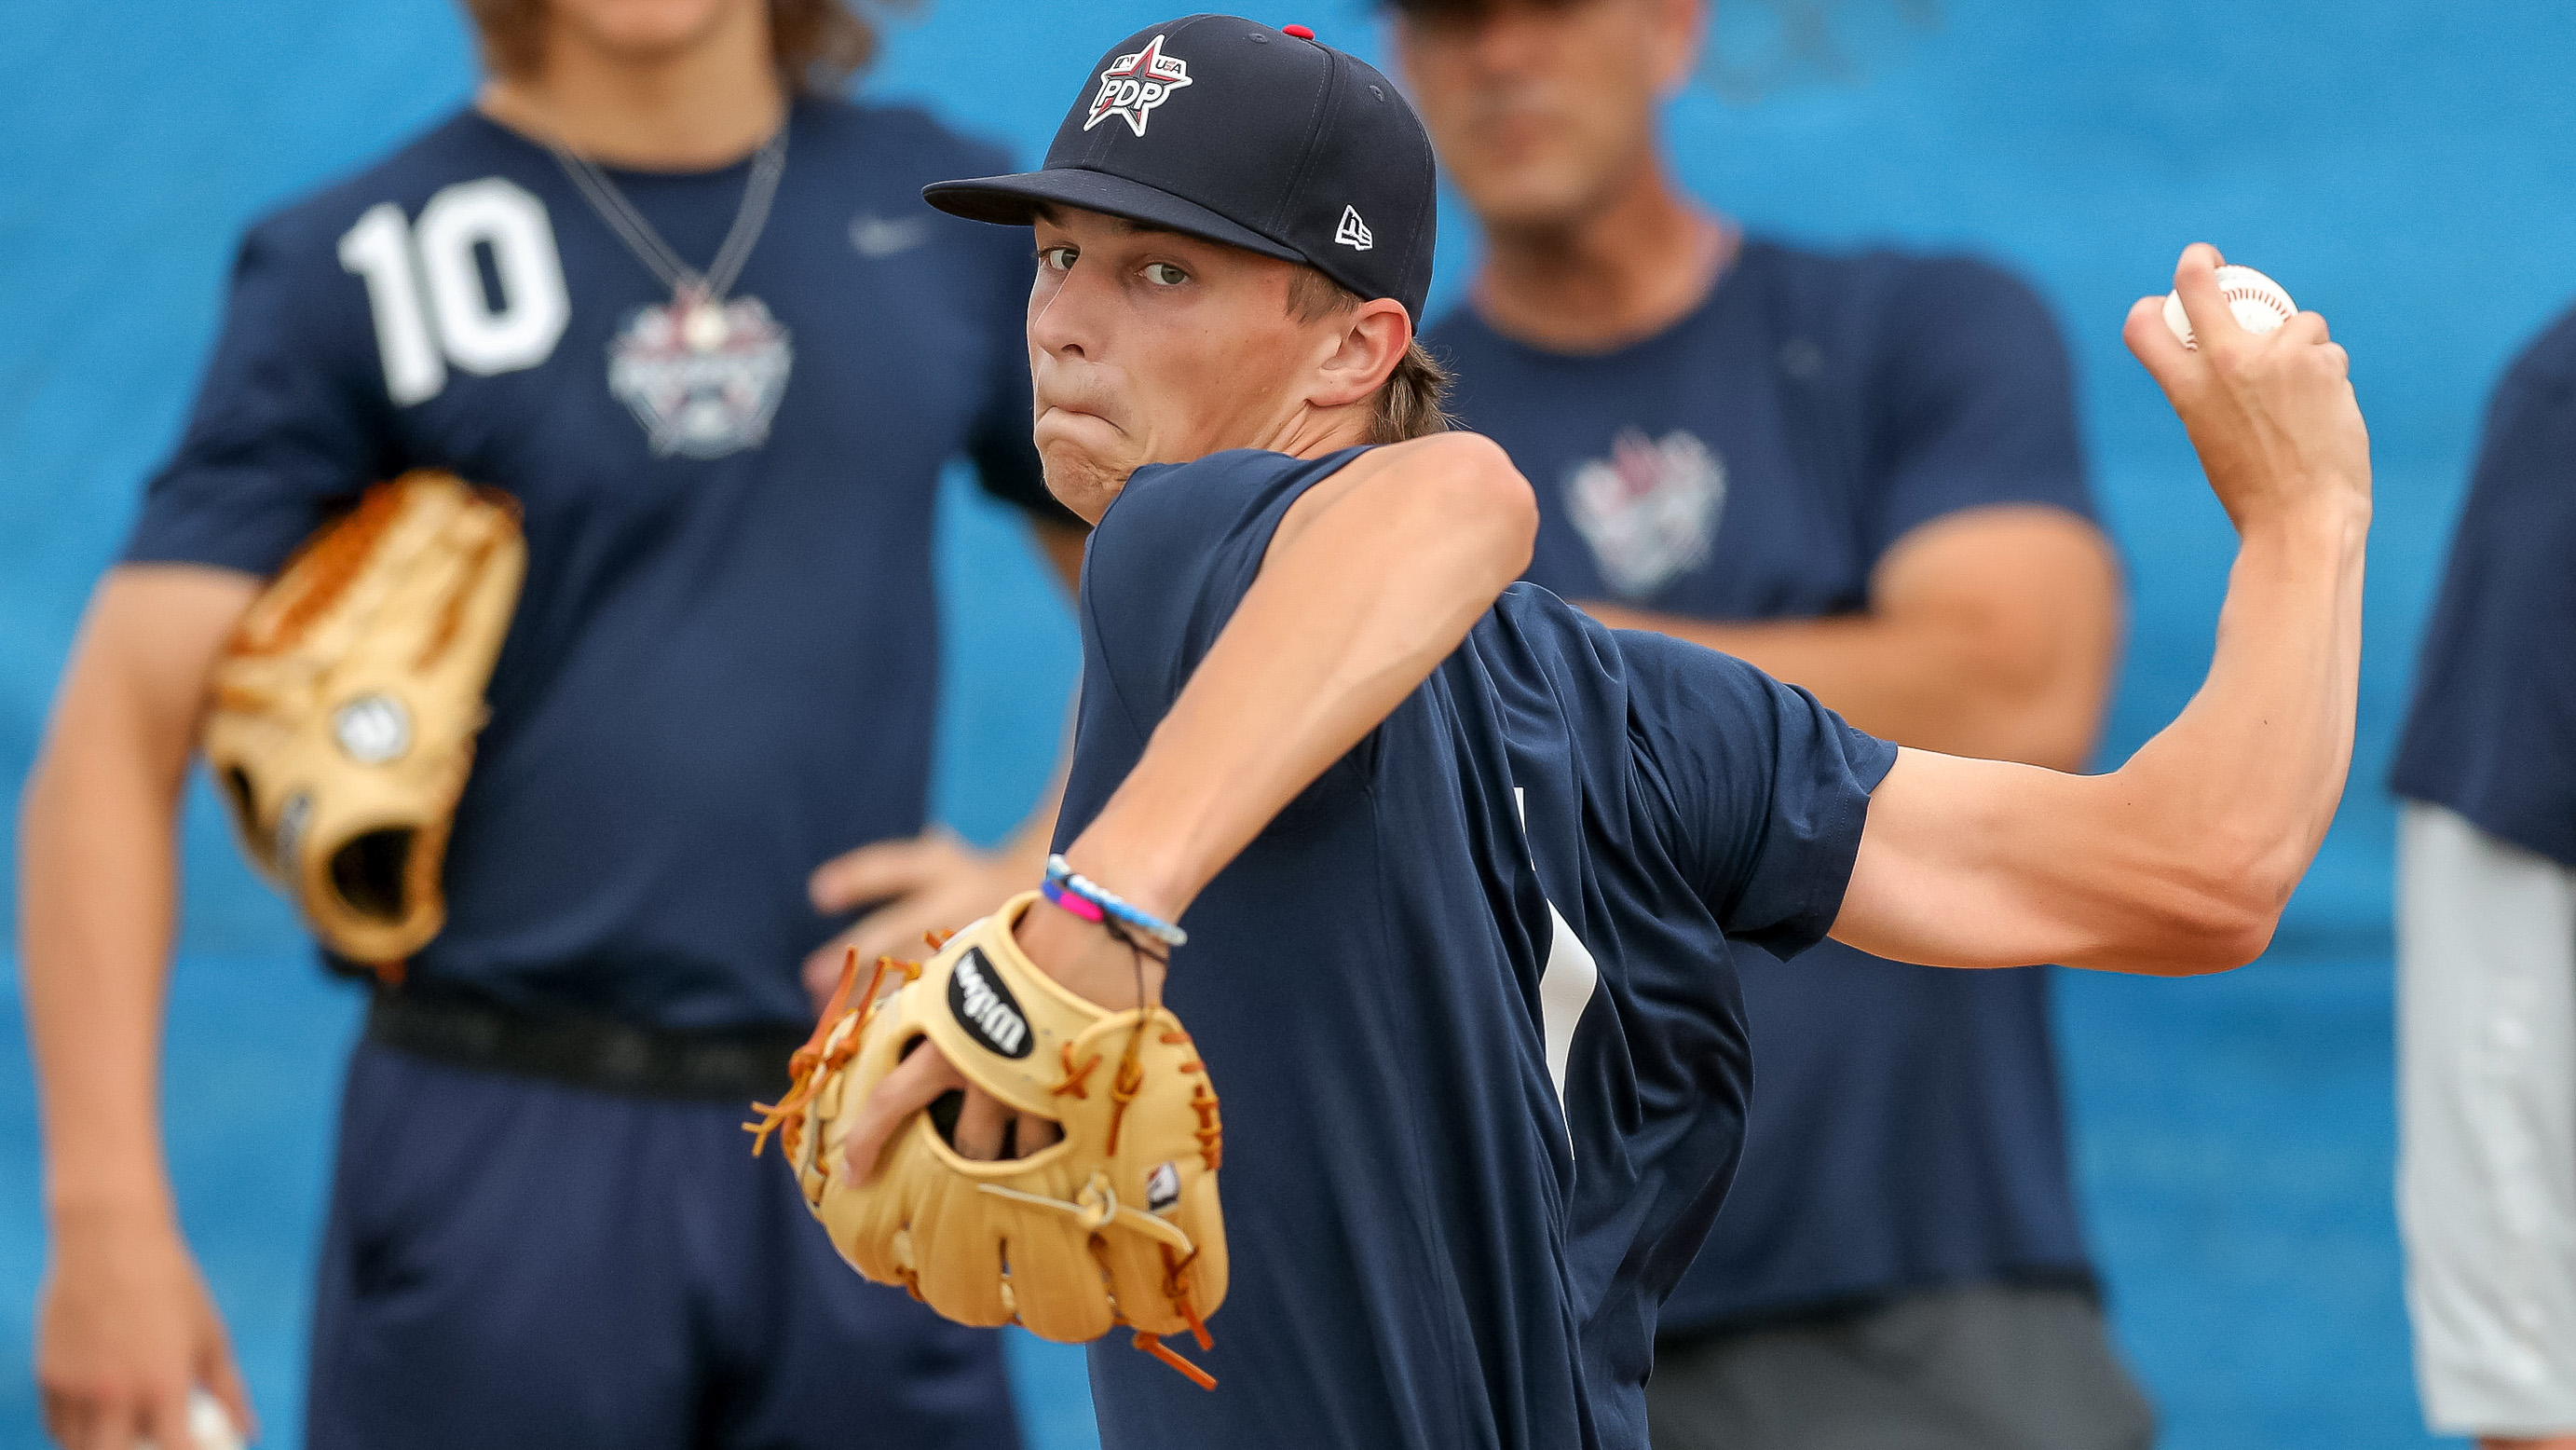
124 99 1055 1030
1055 447 1898 1449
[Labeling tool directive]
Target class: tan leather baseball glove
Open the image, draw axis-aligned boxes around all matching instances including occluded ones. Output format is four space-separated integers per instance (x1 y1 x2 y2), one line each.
751 893 1228 1388
202 471 524 976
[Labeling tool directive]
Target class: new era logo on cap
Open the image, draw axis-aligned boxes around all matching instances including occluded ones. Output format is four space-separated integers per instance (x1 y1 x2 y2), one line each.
1335 205 1373 251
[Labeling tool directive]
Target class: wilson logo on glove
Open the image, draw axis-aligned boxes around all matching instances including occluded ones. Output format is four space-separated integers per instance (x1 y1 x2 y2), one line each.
950 949 1034 1059
748 895 1230 1390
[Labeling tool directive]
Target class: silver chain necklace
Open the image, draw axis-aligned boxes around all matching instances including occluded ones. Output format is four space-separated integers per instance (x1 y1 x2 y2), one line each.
542 121 790 352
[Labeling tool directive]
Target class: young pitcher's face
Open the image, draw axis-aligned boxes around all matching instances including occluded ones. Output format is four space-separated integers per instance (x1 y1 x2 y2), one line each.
1396 0 1703 234
1025 209 1337 523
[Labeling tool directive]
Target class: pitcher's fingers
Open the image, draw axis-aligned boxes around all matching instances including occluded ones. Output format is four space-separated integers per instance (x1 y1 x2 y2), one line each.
2279 309 2330 346
953 1087 1009 1161
2124 294 2194 380
1016 1113 1064 1156
2170 244 2240 350
844 1045 965 1183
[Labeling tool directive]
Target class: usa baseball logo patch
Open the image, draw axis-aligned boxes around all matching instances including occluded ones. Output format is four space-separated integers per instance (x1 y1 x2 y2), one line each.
1565 429 1728 600
1086 34 1193 136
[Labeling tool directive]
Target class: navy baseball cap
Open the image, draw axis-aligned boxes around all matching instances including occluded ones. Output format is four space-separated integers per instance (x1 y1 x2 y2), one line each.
923 15 1437 324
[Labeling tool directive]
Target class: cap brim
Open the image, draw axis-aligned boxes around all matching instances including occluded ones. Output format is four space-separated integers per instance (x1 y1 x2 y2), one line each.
924 168 1303 267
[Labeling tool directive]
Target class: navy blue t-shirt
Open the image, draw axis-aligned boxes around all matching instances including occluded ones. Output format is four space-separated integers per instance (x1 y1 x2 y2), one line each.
2392 303 2576 869
1430 239 2098 1329
1056 447 1896 1449
126 99 1056 1029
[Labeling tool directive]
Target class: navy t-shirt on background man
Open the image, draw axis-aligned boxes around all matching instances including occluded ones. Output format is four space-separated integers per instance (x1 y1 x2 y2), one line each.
1430 239 2101 1330
125 98 1056 1030
1056 447 1896 1450
2392 302 2576 868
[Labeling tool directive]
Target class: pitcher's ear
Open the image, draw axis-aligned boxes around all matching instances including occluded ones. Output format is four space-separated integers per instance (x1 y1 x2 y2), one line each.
1312 299 1412 410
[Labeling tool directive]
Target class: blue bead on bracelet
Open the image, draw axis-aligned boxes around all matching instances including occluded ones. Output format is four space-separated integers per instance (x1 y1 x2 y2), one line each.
1044 855 1188 949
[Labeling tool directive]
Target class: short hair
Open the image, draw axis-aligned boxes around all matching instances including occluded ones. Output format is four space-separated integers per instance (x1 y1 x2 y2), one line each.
460 0 898 94
1285 267 1455 445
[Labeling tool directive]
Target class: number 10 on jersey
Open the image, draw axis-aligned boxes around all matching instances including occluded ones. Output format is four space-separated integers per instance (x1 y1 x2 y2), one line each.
339 178 571 406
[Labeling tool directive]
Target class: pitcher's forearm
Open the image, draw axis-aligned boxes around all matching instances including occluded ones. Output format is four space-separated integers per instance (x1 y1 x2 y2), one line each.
1842 499 2365 976
2119 498 2368 905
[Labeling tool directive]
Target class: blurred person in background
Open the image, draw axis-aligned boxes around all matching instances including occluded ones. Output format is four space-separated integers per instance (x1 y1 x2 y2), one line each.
17 0 1082 1446
1391 1 2150 1444
2392 302 2576 1450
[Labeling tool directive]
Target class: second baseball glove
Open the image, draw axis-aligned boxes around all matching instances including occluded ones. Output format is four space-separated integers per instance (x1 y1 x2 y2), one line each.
751 893 1228 1387
202 471 524 975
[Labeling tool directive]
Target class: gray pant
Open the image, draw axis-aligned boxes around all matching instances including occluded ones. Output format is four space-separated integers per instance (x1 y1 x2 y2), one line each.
1646 1284 2157 1450
2397 801 2576 1436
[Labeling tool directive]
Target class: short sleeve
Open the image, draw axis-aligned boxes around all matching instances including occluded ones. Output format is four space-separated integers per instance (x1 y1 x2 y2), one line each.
1619 630 1900 961
1860 258 2093 564
2390 308 2576 869
122 216 397 574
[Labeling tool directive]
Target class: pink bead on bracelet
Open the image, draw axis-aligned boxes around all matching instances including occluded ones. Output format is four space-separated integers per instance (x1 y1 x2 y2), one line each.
1040 877 1107 924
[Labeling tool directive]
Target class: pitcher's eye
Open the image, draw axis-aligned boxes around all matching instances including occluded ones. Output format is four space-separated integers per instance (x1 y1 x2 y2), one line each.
1143 262 1190 286
1039 246 1077 272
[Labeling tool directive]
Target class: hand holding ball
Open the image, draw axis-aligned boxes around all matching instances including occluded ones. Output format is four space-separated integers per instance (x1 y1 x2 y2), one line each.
2163 265 2297 349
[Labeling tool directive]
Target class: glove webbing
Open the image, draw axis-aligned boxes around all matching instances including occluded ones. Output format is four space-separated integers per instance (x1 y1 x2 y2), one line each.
743 939 934 1166
234 485 410 657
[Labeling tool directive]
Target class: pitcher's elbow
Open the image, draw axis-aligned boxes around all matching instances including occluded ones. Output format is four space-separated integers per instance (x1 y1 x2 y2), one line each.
2160 848 2296 975
2194 902 2281 975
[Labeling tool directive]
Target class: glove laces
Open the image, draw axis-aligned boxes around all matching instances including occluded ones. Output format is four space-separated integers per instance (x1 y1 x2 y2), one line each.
743 940 931 1165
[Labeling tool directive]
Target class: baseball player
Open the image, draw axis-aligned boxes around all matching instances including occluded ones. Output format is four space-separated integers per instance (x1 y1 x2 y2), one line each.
20 1 1077 1446
1389 1 2147 1442
2392 300 2576 1449
827 18 2369 1448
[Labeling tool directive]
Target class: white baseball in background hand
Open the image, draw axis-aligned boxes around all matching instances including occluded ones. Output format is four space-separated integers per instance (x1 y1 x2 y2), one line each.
137 1390 244 1450
2163 264 2297 350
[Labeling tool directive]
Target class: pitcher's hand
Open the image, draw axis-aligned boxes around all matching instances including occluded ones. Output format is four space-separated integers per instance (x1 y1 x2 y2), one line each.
2124 243 2369 535
36 1206 253 1450
838 896 1151 1181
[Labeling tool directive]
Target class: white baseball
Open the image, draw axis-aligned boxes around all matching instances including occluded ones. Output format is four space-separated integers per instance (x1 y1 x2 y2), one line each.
2162 264 2296 350
136 1390 244 1450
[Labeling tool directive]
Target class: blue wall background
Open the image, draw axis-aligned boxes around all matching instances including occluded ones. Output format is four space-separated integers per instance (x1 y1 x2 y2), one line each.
5 1 2572 1446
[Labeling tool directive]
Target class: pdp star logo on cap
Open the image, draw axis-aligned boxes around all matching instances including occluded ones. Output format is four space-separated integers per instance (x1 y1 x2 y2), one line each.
923 15 1438 325
1085 34 1193 137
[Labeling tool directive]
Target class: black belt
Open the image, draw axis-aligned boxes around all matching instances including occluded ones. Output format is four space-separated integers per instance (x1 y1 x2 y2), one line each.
365 989 810 1104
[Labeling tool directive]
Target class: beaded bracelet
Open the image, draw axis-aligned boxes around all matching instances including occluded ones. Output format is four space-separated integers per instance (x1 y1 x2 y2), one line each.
1038 877 1105 924
1043 855 1189 949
